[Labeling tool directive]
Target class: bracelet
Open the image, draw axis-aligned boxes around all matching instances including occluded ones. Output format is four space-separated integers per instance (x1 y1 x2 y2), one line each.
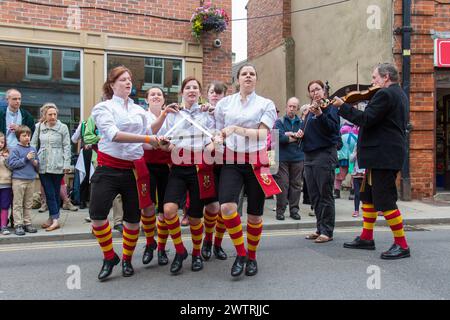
145 135 151 144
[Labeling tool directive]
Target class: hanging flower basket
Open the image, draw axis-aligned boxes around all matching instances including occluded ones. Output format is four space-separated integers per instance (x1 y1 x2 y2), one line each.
190 2 230 39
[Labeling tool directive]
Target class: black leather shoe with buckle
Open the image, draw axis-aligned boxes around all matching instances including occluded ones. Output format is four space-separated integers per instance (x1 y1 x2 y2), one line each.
380 244 410 260
276 213 285 221
142 242 157 265
213 245 227 260
231 255 247 277
343 236 376 250
191 256 204 272
170 250 188 274
201 241 212 261
245 259 258 276
158 250 169 265
122 260 134 277
290 212 301 220
98 254 120 281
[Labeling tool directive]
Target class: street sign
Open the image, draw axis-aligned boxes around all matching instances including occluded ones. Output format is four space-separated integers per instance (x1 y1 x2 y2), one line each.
435 39 450 67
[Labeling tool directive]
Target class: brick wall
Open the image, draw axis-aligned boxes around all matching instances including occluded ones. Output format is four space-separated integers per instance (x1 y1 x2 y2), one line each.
0 0 232 94
247 0 290 60
394 0 450 198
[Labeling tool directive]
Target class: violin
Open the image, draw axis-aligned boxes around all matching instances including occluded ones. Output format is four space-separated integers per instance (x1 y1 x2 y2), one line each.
314 85 382 109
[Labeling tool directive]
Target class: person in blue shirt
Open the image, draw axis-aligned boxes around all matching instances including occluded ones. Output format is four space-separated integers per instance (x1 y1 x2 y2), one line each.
274 97 304 221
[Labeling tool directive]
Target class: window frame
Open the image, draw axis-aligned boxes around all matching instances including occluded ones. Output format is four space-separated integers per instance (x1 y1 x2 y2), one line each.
25 47 52 80
61 50 81 83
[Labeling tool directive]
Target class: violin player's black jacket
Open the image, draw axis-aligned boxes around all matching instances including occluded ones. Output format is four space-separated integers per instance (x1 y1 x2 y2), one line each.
338 83 408 171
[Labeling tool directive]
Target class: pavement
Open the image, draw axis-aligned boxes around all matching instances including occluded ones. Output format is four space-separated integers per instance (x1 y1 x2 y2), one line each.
1 190 450 244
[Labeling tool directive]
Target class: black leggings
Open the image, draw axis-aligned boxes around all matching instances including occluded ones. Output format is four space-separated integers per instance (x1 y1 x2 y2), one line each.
353 177 363 211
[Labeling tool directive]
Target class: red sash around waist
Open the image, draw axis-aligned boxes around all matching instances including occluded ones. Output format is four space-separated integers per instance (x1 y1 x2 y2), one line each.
97 150 152 208
144 149 172 165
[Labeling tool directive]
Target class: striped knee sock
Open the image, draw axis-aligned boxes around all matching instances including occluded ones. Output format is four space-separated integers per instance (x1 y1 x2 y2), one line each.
383 209 409 249
360 203 378 240
92 222 116 260
165 215 186 254
222 212 246 257
190 220 204 257
122 226 139 262
203 210 218 243
214 213 227 247
141 214 156 246
247 221 263 260
157 217 169 251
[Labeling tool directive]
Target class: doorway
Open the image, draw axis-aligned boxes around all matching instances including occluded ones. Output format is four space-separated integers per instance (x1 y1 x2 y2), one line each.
436 70 450 191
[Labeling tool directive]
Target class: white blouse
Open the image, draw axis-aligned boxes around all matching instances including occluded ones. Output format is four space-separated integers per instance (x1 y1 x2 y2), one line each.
214 91 277 152
91 95 150 161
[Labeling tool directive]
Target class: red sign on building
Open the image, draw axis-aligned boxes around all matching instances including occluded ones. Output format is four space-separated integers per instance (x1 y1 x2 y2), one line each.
435 39 450 67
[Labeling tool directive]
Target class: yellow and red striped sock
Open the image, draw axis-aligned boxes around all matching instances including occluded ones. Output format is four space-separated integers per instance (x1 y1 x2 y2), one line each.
165 215 186 254
214 213 227 247
141 214 156 246
92 222 116 260
203 210 218 243
122 226 139 262
190 220 204 257
157 217 169 251
360 203 378 240
222 212 246 257
383 209 409 249
247 221 263 260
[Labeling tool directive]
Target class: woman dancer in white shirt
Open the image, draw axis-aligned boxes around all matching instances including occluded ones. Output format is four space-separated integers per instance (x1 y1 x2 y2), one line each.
215 64 279 277
90 66 159 281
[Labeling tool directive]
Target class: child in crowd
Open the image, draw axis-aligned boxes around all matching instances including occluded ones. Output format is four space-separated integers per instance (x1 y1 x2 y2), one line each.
7 125 39 236
349 146 365 217
0 132 12 235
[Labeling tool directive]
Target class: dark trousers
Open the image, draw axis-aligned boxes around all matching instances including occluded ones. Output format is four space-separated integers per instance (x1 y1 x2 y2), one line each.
79 148 92 205
274 161 304 216
304 165 335 237
352 177 363 212
39 173 64 220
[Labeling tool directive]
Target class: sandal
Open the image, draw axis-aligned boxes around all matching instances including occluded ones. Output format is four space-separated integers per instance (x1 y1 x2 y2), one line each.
305 233 319 240
314 235 333 243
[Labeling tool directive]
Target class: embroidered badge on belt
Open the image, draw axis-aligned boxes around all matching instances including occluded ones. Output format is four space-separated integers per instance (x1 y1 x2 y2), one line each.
203 175 211 189
261 173 271 185
141 183 148 195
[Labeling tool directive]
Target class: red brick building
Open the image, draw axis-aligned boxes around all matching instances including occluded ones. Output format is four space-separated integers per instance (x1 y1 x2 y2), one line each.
247 0 450 199
0 0 232 133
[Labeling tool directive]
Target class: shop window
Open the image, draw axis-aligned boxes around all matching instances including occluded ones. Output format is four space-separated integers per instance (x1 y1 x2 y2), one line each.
62 51 80 82
26 48 52 80
144 57 163 86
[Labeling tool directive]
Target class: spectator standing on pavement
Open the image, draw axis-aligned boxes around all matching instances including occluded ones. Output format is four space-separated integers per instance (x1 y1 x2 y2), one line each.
7 125 39 236
334 63 411 259
349 146 364 217
31 103 71 232
0 132 13 235
298 80 340 244
0 89 35 149
274 97 304 221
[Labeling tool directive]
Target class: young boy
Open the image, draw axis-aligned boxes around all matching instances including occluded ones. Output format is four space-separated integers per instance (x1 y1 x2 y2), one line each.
7 125 39 236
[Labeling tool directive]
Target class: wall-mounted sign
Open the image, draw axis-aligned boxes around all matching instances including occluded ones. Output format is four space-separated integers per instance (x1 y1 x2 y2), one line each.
435 39 450 67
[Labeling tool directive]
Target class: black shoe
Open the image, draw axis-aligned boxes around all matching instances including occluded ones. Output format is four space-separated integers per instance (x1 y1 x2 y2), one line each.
14 225 25 236
201 241 212 261
158 250 169 265
98 254 120 281
245 259 258 276
79 202 87 209
380 244 411 260
113 224 123 234
343 236 376 250
231 255 247 277
213 245 227 260
334 189 341 199
122 260 134 277
290 212 301 220
142 242 157 265
24 224 38 233
276 213 285 221
170 250 188 274
191 256 204 272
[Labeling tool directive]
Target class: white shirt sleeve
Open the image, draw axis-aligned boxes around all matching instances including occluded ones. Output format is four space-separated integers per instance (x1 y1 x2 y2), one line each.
214 99 225 130
71 122 82 143
91 103 120 142
260 99 277 129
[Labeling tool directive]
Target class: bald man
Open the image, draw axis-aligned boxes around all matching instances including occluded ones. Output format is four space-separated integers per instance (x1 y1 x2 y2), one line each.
0 89 35 148
273 97 304 221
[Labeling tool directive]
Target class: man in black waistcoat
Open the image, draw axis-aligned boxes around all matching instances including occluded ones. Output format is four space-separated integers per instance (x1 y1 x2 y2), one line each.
333 63 410 260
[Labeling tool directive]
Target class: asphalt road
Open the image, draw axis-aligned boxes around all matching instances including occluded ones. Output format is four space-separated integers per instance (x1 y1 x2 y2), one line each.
1 225 450 301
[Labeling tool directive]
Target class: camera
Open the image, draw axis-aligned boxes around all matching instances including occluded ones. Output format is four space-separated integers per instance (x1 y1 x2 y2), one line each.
213 38 222 48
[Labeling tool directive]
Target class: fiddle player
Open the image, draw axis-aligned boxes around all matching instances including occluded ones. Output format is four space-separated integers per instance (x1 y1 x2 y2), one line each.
332 62 411 260
297 80 340 243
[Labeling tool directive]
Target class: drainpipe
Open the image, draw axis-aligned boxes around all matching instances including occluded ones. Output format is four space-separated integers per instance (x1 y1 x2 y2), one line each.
400 0 412 201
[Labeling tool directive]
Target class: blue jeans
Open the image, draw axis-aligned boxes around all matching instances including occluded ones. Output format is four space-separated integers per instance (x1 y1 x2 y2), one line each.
40 173 64 219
